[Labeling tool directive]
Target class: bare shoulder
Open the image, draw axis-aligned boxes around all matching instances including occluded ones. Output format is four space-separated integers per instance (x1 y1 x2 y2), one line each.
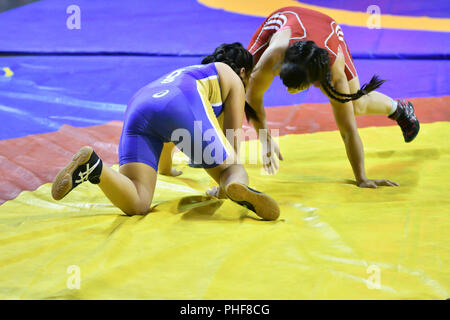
254 45 285 77
214 62 239 81
269 29 290 57
331 47 346 71
269 27 291 49
214 61 230 73
214 62 243 100
330 47 346 82
267 45 286 65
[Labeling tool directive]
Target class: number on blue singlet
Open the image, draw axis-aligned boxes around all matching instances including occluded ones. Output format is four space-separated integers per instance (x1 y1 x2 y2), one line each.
160 65 203 84
152 90 170 98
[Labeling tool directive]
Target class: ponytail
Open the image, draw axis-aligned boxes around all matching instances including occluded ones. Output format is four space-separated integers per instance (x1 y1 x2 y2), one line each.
321 73 385 103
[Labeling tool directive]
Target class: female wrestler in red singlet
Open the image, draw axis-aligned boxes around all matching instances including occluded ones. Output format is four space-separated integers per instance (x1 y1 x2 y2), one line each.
246 6 419 188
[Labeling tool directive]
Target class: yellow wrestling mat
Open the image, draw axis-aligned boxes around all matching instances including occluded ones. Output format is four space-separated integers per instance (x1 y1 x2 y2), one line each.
0 122 448 299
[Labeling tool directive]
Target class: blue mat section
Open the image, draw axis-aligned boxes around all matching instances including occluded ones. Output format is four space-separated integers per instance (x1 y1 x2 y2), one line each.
0 0 261 56
0 1 449 140
298 0 450 18
0 0 448 59
1 56 449 140
0 56 198 140
335 27 449 60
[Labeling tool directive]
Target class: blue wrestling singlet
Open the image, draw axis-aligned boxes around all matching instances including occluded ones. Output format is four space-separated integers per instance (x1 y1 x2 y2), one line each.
118 63 233 171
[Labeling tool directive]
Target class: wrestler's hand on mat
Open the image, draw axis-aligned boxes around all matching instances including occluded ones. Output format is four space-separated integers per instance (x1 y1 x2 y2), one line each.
205 186 228 199
261 135 283 175
357 179 399 188
159 168 183 177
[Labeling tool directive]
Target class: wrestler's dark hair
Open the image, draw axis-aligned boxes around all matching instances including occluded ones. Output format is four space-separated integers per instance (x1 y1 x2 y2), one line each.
202 42 257 121
280 41 385 103
201 42 253 75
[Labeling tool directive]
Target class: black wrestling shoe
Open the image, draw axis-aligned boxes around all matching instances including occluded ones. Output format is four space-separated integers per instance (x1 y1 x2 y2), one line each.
389 100 420 143
51 146 103 200
225 183 280 221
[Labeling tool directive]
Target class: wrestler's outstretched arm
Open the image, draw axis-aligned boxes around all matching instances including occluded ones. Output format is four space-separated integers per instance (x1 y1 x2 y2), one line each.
325 53 399 188
246 45 285 174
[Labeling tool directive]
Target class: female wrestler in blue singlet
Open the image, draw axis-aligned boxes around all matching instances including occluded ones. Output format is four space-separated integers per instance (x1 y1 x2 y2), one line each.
51 43 280 221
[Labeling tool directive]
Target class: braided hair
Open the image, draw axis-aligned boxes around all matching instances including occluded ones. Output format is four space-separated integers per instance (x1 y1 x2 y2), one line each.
280 41 385 103
202 43 256 121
